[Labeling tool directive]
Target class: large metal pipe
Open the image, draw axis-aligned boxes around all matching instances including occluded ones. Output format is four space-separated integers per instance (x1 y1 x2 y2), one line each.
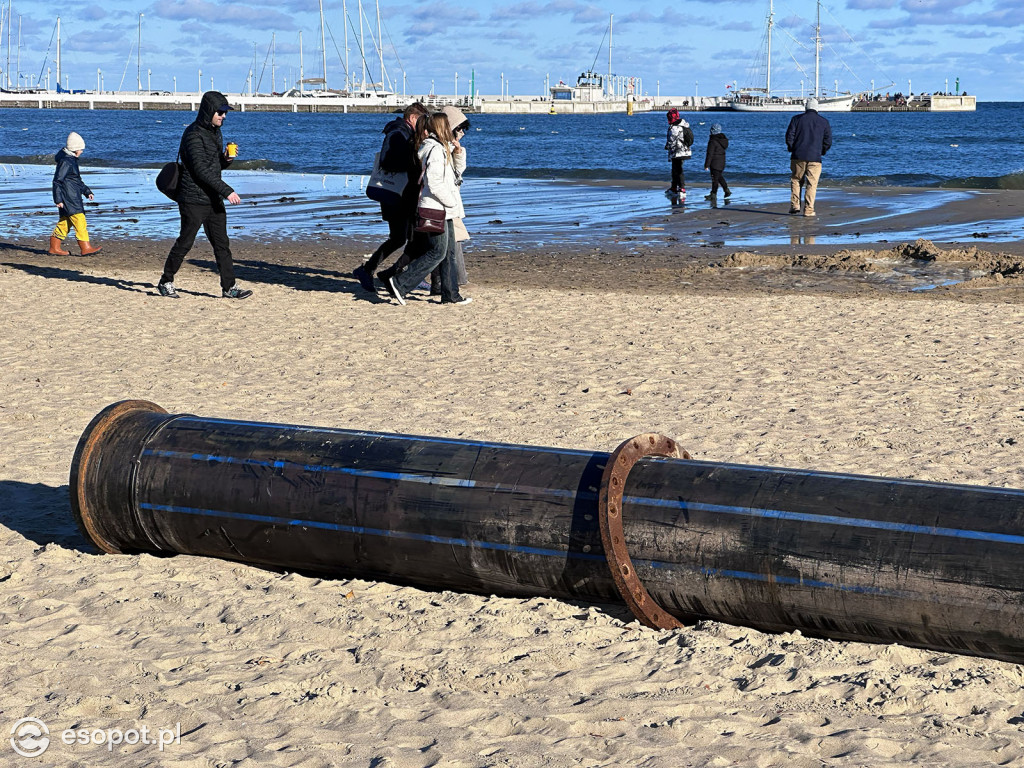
71 400 1024 663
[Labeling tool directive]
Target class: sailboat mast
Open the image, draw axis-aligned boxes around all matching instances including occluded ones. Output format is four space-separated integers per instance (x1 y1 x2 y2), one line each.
55 16 60 90
318 0 327 87
6 0 11 90
342 0 349 91
814 0 821 98
607 14 612 99
299 31 304 94
271 33 276 93
359 0 366 91
1 4 6 89
766 0 773 96
376 0 383 92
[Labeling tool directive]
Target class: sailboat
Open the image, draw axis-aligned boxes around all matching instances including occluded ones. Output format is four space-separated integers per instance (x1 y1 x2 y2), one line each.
730 0 853 112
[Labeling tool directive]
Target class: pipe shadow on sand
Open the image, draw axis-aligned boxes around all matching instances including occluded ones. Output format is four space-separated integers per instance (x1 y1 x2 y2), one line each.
0 481 94 551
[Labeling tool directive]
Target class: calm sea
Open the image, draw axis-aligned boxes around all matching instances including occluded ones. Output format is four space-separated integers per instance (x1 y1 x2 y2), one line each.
1 102 1022 189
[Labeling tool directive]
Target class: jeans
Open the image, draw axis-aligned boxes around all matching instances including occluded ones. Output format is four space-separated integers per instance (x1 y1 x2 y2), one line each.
393 219 459 302
161 201 236 290
709 168 730 196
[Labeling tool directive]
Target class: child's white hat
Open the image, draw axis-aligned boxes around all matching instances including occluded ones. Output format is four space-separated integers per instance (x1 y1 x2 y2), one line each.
66 132 85 152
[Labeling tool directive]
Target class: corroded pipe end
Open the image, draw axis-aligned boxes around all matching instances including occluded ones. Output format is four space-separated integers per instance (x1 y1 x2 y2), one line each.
69 400 170 553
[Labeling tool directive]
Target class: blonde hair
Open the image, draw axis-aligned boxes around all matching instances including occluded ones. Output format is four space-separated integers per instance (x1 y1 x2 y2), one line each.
415 113 455 167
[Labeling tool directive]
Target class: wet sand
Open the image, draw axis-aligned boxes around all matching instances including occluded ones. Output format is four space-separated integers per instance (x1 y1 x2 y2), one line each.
3 174 1024 765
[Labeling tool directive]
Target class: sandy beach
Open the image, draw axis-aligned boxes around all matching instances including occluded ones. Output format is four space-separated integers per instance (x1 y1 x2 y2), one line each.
4 185 1024 766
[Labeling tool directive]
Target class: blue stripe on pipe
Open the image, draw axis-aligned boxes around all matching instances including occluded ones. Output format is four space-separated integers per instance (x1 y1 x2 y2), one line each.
626 496 1024 547
173 416 599 458
139 502 606 561
143 449 1024 547
173 416 1024 499
138 502 904 597
144 449 478 488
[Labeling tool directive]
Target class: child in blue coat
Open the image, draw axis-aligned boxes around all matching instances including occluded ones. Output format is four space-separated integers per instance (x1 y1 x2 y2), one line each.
49 131 102 255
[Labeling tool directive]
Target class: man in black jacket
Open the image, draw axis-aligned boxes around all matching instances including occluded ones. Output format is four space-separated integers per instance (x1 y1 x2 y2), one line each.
157 90 252 299
785 98 832 217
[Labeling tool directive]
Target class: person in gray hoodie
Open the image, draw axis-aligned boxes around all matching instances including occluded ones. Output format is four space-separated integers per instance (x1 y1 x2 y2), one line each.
156 90 252 299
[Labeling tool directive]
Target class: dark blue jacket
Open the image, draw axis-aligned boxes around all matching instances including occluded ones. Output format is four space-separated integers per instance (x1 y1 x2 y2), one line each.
785 109 832 162
52 150 92 216
176 90 235 208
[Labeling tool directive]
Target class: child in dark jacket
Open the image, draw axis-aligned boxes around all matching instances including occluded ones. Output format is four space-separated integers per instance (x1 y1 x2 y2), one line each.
49 131 102 255
703 123 731 201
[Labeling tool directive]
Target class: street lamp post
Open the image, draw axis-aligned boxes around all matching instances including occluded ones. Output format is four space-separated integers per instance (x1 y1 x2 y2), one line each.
97 68 100 93
198 69 202 94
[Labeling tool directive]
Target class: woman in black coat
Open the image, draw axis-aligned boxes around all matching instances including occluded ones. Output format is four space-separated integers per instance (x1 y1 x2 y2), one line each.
704 123 731 201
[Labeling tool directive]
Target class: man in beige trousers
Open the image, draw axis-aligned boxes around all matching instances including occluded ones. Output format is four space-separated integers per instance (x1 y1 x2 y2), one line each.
785 98 832 217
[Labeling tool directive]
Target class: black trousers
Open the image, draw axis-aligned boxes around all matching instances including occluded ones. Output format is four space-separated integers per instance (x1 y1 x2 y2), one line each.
671 158 686 190
709 168 730 196
161 201 236 291
365 204 413 274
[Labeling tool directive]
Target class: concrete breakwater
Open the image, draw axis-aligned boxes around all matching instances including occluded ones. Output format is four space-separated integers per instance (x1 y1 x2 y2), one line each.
0 90 656 115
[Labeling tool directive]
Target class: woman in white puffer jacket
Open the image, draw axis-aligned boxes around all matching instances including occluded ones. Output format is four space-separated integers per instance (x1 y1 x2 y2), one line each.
383 112 471 306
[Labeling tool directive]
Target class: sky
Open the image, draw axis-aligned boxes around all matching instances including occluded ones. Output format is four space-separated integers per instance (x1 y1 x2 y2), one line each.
0 0 1020 100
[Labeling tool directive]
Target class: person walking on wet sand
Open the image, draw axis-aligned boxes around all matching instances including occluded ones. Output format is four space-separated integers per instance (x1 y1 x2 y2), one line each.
785 97 832 217
354 101 430 292
664 108 693 198
156 90 252 299
49 131 102 256
703 123 731 202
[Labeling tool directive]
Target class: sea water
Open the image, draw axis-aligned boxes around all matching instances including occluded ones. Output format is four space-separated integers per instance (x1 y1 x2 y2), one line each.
1 102 1022 188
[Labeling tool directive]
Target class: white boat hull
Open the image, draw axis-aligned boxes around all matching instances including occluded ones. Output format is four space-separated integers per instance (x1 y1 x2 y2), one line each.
730 95 853 112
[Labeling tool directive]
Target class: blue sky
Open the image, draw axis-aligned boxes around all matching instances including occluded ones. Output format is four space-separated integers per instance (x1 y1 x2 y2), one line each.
1 0 1020 100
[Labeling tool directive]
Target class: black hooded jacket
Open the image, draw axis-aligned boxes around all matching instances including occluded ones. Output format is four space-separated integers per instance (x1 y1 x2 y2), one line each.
176 91 235 207
704 133 728 171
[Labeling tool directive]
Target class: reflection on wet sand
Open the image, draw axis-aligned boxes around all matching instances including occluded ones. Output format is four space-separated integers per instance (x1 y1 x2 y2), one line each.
2 165 1022 254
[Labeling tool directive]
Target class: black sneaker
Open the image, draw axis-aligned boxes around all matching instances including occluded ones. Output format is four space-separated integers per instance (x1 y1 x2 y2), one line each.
724 190 732 198
441 296 473 305
222 285 253 299
384 276 405 306
353 265 375 292
157 281 180 298
789 207 801 215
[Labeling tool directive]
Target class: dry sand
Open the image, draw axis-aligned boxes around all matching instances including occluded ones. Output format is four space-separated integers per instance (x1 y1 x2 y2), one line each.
3 216 1024 766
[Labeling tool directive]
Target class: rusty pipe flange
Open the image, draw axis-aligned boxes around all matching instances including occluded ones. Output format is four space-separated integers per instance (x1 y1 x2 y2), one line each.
69 399 169 554
598 433 691 630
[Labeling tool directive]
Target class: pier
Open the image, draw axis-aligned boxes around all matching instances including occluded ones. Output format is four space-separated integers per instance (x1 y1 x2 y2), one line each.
0 90 655 115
